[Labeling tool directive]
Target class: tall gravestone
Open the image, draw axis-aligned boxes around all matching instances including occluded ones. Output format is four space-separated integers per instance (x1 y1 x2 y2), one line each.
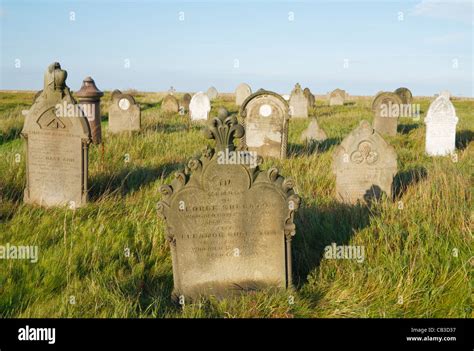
329 89 346 106
425 95 458 156
206 86 218 101
333 120 397 204
235 83 252 106
108 93 141 133
303 87 315 108
240 89 289 159
161 94 179 113
372 91 403 136
180 93 192 113
157 113 300 300
21 62 91 208
189 92 211 121
75 76 103 144
394 87 413 104
289 83 308 118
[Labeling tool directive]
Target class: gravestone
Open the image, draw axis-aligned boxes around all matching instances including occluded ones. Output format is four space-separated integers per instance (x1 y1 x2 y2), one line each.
372 92 403 136
289 83 308 118
282 94 290 101
157 112 300 300
300 119 327 143
235 83 252 106
189 92 211 121
240 89 290 159
333 120 397 204
111 89 122 100
180 93 192 113
394 87 413 104
108 93 141 133
75 76 103 144
425 95 458 156
303 87 315 108
161 94 179 113
21 62 91 208
206 86 218 101
439 90 451 99
329 89 346 106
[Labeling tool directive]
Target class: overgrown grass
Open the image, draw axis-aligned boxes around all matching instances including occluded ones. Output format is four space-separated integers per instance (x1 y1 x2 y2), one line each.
0 92 472 318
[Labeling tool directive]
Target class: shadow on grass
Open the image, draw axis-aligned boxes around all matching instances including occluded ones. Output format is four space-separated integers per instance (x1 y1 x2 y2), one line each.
393 166 428 199
288 138 341 157
397 123 419 134
0 126 22 145
456 130 473 150
89 163 181 201
292 201 370 287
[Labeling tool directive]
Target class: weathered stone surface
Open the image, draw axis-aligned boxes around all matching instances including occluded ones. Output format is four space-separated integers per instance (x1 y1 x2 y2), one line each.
394 87 413 104
206 86 218 101
240 89 289 159
21 62 91 208
289 83 308 118
300 119 327 143
329 89 346 106
180 93 192 112
333 120 397 204
161 94 180 113
303 87 315 108
189 92 211 121
75 76 103 144
235 83 252 106
372 92 403 136
111 89 122 100
439 90 451 99
108 93 141 133
157 113 300 300
425 95 458 156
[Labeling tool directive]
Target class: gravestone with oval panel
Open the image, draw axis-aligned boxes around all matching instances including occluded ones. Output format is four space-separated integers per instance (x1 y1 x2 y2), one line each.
372 92 403 136
425 95 458 156
108 93 141 133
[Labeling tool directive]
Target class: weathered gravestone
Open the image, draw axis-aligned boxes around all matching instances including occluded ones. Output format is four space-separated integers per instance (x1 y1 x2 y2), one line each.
235 83 252 106
333 120 397 204
303 87 315 108
180 93 192 113
206 86 218 101
439 90 451 99
108 93 141 133
372 91 403 136
394 87 413 104
161 94 180 113
75 76 103 144
425 95 458 156
157 112 300 300
329 89 346 106
240 89 290 159
289 83 308 118
189 92 211 121
21 62 91 208
300 119 327 143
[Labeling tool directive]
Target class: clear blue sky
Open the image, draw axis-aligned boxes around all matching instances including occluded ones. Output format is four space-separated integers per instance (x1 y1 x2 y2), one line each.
0 0 472 96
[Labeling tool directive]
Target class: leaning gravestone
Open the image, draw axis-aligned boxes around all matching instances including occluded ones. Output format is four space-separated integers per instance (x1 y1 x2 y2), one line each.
300 119 327 143
180 93 192 113
157 112 300 300
240 89 290 159
21 62 91 208
206 86 218 101
329 89 346 106
108 93 141 133
425 95 458 156
303 87 315 108
189 92 211 121
394 87 413 104
235 83 252 106
161 94 179 113
289 83 308 118
333 120 397 204
372 91 403 136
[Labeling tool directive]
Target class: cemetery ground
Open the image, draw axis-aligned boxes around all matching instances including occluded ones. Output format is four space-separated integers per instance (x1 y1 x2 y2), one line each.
0 91 472 318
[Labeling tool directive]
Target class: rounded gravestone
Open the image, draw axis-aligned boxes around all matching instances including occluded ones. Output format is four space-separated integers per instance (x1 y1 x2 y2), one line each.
303 87 315 108
111 89 122 101
372 92 403 136
235 83 252 106
161 94 180 113
189 92 211 121
180 93 192 112
206 86 218 101
394 87 413 104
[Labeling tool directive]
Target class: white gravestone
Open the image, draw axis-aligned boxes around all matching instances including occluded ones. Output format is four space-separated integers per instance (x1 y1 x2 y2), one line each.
189 92 211 121
425 95 458 156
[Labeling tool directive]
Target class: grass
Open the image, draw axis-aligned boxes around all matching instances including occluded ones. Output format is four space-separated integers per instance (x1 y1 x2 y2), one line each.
0 91 472 318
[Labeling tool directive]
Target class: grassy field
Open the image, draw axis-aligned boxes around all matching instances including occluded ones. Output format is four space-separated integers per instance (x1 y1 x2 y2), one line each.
0 91 472 318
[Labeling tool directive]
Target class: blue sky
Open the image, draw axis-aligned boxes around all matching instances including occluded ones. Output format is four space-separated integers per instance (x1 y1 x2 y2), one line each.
0 0 472 96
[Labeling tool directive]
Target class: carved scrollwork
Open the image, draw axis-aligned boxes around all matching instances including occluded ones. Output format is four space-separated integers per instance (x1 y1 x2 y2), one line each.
267 167 279 182
187 158 202 172
159 184 173 197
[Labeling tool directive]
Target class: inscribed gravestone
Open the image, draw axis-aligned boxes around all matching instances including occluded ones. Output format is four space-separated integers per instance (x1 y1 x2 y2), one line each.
108 93 141 133
394 87 413 104
75 76 103 144
303 87 315 108
235 83 252 106
21 62 91 208
329 89 346 106
300 119 327 143
372 92 403 136
161 94 180 113
289 83 308 118
333 120 397 204
240 89 290 159
180 93 192 113
425 95 458 156
189 92 211 121
157 112 300 300
206 86 218 101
